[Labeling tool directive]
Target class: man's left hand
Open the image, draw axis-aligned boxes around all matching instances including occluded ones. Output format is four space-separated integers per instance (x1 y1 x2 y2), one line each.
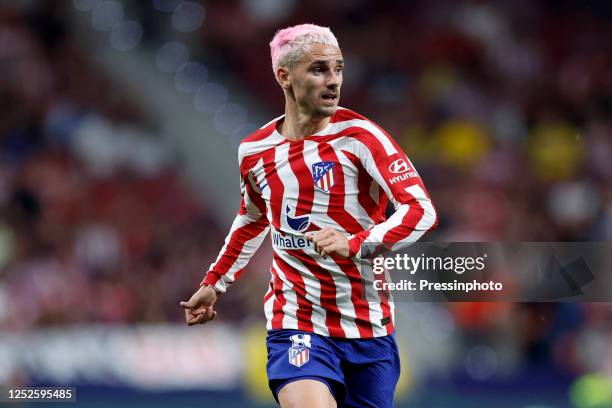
306 228 350 258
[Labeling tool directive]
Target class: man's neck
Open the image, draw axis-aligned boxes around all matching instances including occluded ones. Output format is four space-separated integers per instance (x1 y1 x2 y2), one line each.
280 101 332 141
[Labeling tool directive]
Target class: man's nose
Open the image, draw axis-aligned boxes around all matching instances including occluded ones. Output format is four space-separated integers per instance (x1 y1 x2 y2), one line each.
326 71 340 87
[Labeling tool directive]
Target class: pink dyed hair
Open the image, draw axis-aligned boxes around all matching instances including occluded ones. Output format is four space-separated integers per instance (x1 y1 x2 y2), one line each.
269 24 339 76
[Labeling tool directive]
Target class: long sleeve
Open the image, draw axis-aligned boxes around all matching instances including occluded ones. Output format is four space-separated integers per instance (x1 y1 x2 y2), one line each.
201 165 270 293
347 125 438 258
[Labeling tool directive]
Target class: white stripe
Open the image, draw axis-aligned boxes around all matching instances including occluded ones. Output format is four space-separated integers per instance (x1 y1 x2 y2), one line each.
250 157 273 214
382 268 396 333
367 204 409 243
271 260 299 330
390 184 437 251
356 258 392 337
264 279 275 331
238 130 285 162
275 250 329 336
388 291 395 330
314 119 398 156
249 157 267 194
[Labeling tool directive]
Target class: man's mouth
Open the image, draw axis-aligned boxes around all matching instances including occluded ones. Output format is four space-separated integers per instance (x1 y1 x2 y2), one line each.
321 92 338 104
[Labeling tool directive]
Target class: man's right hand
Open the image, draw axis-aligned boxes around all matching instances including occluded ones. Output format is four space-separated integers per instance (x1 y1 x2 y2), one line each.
180 285 218 326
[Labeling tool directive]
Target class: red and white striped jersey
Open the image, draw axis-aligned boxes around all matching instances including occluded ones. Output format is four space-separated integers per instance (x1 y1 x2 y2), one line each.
202 107 438 338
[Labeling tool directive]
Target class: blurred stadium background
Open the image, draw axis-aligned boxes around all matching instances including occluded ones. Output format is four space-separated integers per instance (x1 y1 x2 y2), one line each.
1 0 611 407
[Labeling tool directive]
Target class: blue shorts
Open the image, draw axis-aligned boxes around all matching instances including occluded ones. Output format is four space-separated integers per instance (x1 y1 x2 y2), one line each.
266 329 400 407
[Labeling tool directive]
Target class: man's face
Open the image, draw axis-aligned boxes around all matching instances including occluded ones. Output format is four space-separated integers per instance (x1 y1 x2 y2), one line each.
283 43 343 118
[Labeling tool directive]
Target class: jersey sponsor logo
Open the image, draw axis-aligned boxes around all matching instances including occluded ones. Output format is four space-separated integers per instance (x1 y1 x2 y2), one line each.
388 158 411 174
286 205 310 232
288 334 312 367
389 171 419 185
388 158 418 184
271 230 311 249
312 161 335 192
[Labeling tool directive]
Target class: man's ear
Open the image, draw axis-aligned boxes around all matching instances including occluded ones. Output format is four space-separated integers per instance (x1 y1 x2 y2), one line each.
277 67 291 90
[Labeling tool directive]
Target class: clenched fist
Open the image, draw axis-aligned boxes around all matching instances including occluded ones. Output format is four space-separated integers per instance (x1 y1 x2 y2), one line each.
306 228 350 258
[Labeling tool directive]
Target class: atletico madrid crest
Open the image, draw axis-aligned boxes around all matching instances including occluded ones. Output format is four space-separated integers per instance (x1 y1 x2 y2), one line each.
312 161 335 192
288 345 310 367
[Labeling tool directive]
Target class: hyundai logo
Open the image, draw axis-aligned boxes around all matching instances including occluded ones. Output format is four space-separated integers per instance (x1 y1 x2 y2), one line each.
388 158 410 174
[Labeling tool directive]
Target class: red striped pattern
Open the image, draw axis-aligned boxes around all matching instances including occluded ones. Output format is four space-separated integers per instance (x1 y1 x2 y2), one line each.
202 108 437 338
273 252 314 332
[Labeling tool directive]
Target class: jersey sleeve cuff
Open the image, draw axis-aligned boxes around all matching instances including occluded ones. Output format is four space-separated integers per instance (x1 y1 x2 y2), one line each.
200 272 227 294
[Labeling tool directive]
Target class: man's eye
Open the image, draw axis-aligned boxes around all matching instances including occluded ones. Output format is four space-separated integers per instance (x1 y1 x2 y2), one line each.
335 67 343 73
313 67 324 74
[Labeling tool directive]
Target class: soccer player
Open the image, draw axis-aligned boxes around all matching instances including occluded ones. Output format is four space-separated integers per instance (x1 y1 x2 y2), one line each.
181 24 438 407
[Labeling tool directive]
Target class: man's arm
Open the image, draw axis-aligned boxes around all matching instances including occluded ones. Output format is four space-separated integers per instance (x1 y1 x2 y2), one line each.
346 126 438 257
200 188 270 293
181 165 270 325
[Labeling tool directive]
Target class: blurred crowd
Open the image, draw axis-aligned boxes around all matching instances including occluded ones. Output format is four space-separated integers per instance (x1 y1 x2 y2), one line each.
1 0 611 398
0 3 227 330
